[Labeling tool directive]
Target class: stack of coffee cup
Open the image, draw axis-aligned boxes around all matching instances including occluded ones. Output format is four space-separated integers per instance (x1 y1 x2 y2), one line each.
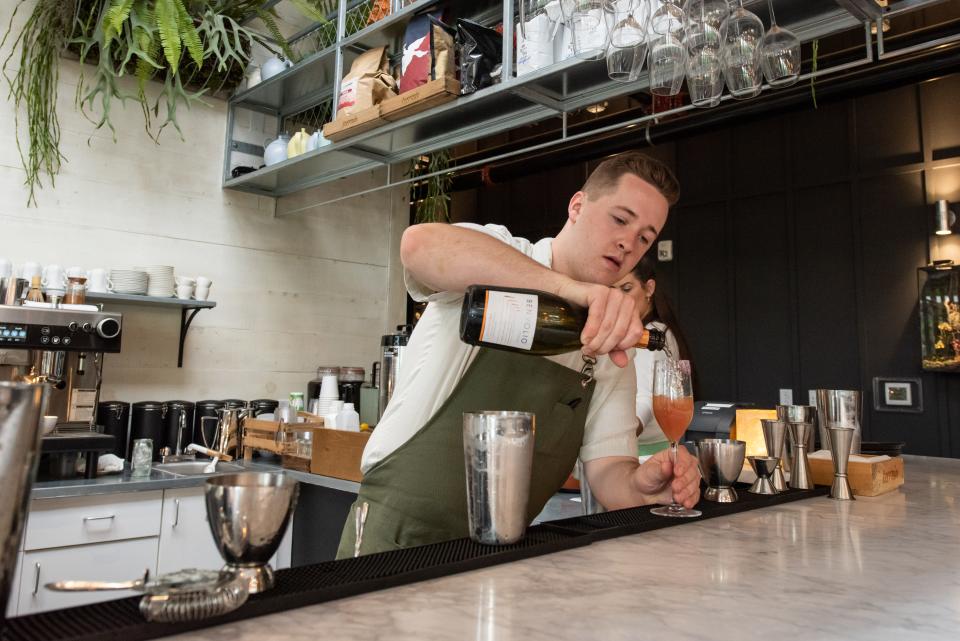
86 268 113 293
175 276 196 300
314 375 339 424
195 276 212 301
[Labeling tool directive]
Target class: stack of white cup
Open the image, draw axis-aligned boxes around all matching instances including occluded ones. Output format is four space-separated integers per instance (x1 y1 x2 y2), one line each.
314 375 339 424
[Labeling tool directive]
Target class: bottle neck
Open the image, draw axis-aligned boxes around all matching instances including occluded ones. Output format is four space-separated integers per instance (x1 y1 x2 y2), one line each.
636 328 667 351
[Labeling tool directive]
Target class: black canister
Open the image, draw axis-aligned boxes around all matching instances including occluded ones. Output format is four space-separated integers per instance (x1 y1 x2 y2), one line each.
338 367 366 409
163 400 195 455
130 401 166 461
195 400 225 449
223 399 247 409
96 401 130 458
249 398 279 417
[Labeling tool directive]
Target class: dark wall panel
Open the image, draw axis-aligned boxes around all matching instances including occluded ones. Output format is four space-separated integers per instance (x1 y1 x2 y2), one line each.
732 116 786 197
792 100 850 187
856 85 923 170
857 171 939 452
921 75 960 159
794 183 861 392
675 203 733 400
676 130 727 203
732 193 793 404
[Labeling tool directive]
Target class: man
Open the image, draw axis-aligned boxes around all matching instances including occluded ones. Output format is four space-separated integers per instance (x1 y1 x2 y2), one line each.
337 152 701 558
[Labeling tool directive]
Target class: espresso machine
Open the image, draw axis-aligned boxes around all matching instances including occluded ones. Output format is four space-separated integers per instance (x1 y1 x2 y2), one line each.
0 304 122 478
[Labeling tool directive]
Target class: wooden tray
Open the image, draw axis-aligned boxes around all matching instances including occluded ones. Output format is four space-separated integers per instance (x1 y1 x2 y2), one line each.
322 105 385 142
809 454 904 497
381 76 460 122
310 427 371 482
243 412 324 460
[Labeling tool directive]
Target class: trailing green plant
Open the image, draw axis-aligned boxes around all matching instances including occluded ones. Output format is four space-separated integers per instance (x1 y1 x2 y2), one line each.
411 149 454 224
2 0 326 205
1 0 77 205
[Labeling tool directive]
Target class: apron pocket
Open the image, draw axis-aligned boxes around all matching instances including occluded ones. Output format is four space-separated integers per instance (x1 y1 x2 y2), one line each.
353 496 454 555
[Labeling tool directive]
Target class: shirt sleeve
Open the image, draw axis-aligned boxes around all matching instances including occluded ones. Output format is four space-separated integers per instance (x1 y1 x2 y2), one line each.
403 223 535 303
579 356 640 461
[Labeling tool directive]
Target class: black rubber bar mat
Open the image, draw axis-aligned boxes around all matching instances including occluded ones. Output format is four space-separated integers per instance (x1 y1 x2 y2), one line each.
2 484 828 641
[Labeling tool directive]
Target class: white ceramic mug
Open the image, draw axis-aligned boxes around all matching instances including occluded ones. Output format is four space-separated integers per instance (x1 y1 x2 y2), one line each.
176 283 195 300
66 265 85 278
42 264 66 290
0 258 11 279
195 276 212 288
86 268 114 293
20 261 41 280
194 285 210 302
175 276 196 286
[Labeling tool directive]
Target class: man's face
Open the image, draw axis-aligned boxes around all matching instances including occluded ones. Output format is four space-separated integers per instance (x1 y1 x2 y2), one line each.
564 174 669 285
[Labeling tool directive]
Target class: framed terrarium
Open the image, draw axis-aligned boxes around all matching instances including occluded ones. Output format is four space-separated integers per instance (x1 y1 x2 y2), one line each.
918 263 960 372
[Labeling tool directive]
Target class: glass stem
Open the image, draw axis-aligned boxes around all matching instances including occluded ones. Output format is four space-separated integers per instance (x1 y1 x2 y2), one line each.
671 440 680 508
767 0 777 26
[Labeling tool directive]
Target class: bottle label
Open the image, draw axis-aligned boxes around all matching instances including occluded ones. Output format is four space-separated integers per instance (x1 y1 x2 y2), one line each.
479 290 538 351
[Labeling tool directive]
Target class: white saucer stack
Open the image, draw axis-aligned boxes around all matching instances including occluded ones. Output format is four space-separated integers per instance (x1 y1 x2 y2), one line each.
110 269 149 295
137 265 175 297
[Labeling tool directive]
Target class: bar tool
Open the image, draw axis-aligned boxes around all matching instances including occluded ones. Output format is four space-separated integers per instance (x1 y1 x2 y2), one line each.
463 411 535 545
0 383 48 626
577 458 606 514
828 426 856 501
205 472 299 594
47 568 248 623
816 389 861 454
777 404 817 466
354 501 369 557
747 456 779 495
760 419 787 492
696 439 746 503
787 422 815 490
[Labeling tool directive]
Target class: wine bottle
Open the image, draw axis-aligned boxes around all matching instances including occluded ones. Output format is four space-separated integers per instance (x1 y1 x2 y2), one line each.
459 285 666 355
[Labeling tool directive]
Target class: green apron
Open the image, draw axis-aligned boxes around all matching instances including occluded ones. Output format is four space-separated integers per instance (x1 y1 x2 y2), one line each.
336 348 595 558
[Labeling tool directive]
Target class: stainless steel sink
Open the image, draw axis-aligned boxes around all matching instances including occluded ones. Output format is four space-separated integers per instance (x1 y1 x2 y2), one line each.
153 461 246 476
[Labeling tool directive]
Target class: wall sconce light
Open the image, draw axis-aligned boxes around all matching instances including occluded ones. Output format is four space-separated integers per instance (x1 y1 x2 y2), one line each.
935 200 956 236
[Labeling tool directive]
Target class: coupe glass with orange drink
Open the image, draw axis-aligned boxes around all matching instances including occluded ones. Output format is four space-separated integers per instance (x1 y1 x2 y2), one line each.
650 359 701 518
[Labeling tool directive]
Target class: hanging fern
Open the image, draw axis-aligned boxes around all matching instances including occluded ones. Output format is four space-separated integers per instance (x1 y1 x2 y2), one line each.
411 150 454 224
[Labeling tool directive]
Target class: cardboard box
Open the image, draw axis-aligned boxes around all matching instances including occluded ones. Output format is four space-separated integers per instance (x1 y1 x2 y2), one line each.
309 427 370 482
732 409 779 458
809 454 904 497
322 105 385 142
380 77 460 122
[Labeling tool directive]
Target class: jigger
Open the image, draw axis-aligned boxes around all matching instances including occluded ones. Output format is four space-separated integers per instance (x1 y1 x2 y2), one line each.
697 439 746 503
760 419 787 492
828 426 856 501
787 422 814 490
748 456 780 495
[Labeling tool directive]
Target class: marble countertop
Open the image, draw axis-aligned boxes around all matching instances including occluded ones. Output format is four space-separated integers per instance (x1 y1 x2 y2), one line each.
31 461 360 499
164 455 960 641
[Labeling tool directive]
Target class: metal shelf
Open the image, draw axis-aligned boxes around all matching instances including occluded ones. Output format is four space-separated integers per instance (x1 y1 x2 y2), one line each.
86 293 216 368
222 0 869 200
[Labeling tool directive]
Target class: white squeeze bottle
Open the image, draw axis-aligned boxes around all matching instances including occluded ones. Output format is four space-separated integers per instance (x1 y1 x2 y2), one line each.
337 403 360 432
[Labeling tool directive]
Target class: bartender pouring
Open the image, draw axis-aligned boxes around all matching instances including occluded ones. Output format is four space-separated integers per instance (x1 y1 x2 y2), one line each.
337 152 701 558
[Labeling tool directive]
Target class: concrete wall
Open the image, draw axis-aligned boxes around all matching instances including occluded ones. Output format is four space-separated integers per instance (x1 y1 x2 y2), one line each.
0 2 407 404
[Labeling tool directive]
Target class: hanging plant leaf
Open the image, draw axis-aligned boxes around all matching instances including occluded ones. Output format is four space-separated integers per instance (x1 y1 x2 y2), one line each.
155 0 183 74
104 0 134 41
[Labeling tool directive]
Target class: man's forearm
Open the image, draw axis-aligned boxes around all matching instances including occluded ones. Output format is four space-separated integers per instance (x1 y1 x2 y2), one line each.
584 456 659 510
400 224 571 296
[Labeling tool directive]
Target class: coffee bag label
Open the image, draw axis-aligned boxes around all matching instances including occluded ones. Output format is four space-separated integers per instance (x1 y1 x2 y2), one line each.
480 290 538 350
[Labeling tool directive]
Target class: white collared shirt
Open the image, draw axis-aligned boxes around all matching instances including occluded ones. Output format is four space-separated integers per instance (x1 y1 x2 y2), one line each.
360 224 639 473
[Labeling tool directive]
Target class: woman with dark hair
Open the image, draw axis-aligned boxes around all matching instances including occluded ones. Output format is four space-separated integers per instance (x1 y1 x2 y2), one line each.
618 253 697 456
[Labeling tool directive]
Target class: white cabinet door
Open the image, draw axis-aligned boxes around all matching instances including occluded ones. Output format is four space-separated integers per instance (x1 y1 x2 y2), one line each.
18 537 158 615
156 487 222 575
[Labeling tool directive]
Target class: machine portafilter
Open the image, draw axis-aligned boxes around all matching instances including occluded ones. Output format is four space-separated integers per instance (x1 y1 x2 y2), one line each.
0 383 48 625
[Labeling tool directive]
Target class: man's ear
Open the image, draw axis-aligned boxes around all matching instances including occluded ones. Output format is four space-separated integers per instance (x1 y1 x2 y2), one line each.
568 191 585 223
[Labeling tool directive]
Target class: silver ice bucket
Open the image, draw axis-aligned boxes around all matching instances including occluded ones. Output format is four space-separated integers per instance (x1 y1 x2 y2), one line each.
463 411 535 545
1 383 48 623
